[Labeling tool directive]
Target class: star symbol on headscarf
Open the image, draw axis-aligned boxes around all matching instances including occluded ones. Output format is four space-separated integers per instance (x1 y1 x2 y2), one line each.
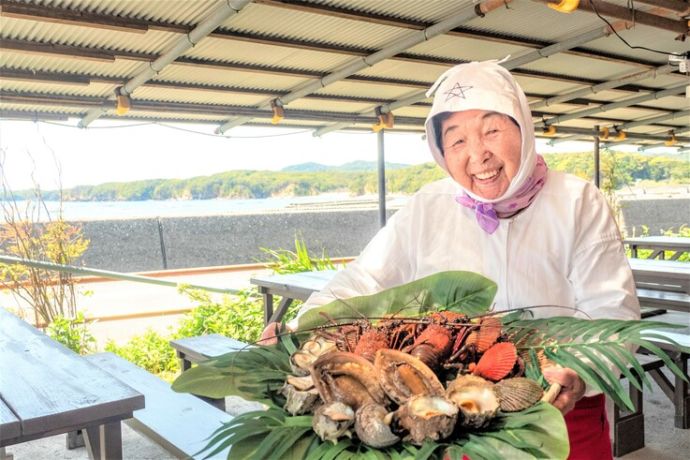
444 83 473 101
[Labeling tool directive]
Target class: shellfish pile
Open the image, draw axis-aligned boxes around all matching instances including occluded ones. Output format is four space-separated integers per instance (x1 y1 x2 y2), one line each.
281 312 545 447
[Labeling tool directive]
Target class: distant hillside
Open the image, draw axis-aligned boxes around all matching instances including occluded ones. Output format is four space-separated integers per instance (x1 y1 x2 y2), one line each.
282 161 410 172
8 152 687 202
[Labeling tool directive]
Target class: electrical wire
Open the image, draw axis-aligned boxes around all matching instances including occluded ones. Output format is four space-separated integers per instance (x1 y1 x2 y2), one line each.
589 0 685 57
155 122 314 138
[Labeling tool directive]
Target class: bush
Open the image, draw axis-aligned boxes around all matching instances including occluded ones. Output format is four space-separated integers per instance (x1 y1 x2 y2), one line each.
46 312 96 355
105 329 179 381
260 237 336 274
176 287 265 343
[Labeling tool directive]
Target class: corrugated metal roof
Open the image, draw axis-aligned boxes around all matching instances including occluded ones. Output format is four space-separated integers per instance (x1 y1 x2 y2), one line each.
1 0 688 146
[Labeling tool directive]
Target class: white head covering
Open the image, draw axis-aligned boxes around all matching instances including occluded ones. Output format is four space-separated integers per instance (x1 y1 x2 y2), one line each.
424 60 537 204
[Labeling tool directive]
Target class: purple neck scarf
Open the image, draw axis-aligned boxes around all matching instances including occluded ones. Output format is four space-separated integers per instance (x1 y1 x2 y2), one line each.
456 155 548 234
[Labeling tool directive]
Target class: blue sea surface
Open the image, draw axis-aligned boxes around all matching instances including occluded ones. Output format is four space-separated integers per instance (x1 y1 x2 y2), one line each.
3 194 404 222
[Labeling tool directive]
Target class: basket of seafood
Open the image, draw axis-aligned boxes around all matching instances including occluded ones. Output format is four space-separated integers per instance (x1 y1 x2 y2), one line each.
172 271 688 460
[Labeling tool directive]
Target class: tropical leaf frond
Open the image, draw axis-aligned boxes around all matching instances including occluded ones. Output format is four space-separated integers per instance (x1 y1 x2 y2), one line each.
297 271 497 330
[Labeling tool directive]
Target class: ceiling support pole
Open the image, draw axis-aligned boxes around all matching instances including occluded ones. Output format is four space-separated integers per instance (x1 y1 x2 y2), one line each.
594 125 601 188
377 129 387 228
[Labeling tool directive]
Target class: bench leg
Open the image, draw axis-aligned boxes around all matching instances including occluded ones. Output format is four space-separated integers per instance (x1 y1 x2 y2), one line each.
176 351 192 372
0 447 13 460
84 421 123 460
66 429 85 449
673 353 689 428
198 395 226 411
269 297 293 324
613 378 645 457
262 292 274 326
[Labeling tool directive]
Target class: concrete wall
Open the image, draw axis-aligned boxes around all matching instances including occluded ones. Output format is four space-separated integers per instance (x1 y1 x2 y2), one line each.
76 197 690 273
619 198 690 237
77 209 396 272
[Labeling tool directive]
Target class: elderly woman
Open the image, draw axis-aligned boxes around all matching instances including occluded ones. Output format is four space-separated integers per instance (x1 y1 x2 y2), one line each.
267 61 640 459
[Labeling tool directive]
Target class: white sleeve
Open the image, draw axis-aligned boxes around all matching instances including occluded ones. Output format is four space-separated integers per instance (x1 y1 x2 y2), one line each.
567 183 640 396
289 200 416 327
569 183 640 322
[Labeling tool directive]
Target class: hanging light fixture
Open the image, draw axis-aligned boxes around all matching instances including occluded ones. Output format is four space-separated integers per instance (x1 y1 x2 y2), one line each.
270 99 284 125
114 87 131 116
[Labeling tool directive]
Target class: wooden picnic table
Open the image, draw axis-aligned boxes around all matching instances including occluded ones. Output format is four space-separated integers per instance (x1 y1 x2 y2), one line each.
250 269 337 324
624 236 690 260
251 261 690 322
629 258 690 294
0 308 144 460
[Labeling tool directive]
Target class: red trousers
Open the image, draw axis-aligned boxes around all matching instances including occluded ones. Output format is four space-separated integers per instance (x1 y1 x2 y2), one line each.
564 394 613 460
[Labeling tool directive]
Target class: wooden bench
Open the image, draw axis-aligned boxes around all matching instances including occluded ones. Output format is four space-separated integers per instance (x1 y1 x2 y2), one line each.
85 352 233 460
613 311 690 456
169 334 248 411
637 288 690 314
0 401 20 460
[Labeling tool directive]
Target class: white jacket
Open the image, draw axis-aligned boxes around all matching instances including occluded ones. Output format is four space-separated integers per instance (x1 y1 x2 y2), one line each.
298 170 640 323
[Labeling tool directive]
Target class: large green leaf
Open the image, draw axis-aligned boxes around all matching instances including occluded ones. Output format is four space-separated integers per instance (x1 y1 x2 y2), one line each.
297 271 497 330
171 341 292 401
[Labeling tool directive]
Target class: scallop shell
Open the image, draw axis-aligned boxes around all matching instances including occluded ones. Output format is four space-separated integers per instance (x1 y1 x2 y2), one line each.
475 316 503 352
494 377 544 412
472 342 517 382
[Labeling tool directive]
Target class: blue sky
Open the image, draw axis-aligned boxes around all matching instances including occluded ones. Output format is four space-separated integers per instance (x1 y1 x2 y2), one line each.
0 118 654 190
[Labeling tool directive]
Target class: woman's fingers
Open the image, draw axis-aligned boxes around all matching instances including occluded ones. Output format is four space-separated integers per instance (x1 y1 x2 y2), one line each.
542 366 586 414
258 322 282 345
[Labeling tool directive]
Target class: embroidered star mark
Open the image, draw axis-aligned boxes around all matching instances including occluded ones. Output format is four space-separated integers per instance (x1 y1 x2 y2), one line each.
444 83 473 101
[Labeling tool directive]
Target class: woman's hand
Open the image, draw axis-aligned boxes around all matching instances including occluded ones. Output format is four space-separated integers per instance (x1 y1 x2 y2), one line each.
258 322 282 346
542 366 586 415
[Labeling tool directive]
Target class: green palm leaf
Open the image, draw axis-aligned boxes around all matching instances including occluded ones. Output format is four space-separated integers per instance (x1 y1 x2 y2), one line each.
505 316 689 411
297 271 497 330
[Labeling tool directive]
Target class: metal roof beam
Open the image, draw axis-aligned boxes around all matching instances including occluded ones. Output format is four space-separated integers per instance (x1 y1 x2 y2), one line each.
216 0 511 134
0 0 149 33
1 0 667 71
5 68 680 117
530 65 675 109
536 84 688 128
637 0 690 14
1 38 669 94
77 0 252 128
633 0 690 14
537 125 690 142
313 20 627 136
536 0 689 34
545 108 690 144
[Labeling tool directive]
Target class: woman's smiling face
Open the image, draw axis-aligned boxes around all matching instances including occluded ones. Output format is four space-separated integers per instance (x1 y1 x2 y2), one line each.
440 110 522 200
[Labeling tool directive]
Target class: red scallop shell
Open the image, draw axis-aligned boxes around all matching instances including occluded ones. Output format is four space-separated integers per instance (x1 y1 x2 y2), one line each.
476 316 502 353
472 342 517 382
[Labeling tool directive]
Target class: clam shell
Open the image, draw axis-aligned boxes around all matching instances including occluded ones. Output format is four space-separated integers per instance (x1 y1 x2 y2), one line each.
472 342 517 382
494 377 544 412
